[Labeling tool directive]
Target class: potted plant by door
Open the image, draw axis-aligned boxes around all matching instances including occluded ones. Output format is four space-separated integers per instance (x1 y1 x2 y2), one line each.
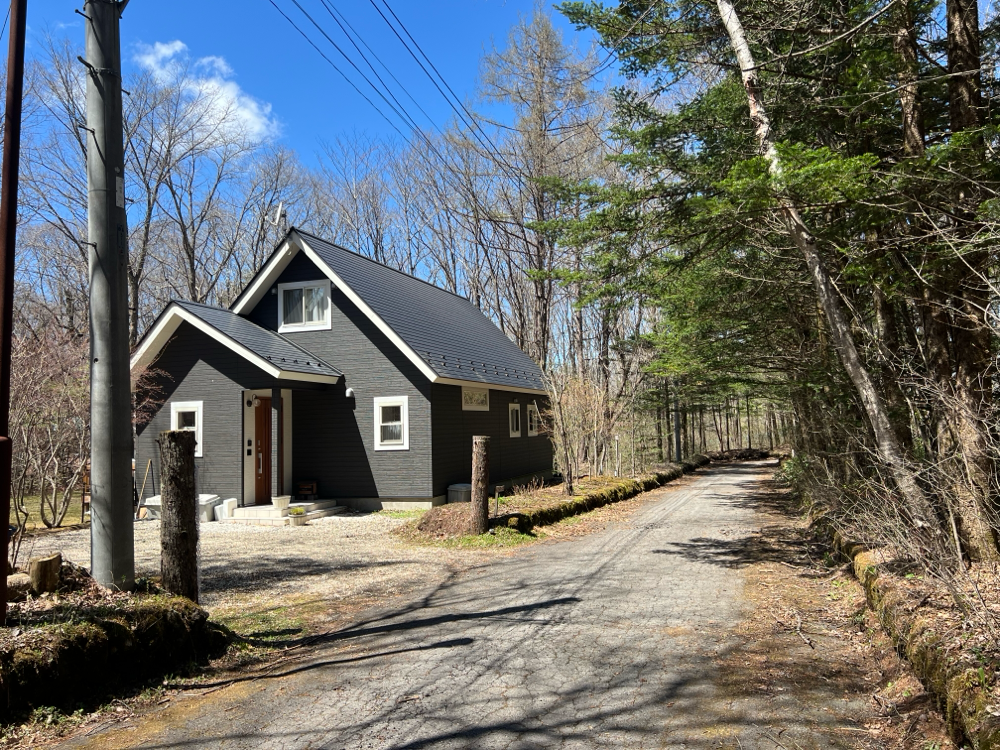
287 506 308 526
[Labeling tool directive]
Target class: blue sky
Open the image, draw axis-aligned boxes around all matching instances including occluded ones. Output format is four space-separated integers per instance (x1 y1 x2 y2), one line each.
25 1 601 165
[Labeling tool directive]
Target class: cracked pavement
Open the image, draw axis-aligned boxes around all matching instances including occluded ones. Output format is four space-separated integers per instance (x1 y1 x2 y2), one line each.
63 461 856 749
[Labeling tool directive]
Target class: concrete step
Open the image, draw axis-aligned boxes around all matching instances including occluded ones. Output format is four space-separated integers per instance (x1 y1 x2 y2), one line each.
304 505 346 521
219 503 347 527
219 516 289 527
232 505 287 520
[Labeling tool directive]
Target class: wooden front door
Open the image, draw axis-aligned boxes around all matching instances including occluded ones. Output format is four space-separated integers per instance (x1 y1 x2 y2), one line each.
254 397 271 505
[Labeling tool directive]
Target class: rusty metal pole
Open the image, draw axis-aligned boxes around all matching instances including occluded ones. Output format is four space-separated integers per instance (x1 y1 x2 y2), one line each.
0 0 27 627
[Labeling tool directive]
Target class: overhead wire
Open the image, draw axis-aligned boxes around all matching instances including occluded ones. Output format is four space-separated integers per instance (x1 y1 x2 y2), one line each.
263 0 592 261
266 0 411 141
365 0 525 186
287 0 427 136
317 0 439 132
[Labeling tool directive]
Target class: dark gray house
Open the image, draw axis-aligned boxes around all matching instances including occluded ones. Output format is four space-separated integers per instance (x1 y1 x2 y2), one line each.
131 229 552 511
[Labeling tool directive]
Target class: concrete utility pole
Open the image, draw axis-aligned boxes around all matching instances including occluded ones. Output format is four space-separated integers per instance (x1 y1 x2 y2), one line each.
0 0 27 626
84 0 134 589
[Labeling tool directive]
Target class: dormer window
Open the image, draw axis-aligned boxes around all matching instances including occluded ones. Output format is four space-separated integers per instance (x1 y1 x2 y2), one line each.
278 280 331 332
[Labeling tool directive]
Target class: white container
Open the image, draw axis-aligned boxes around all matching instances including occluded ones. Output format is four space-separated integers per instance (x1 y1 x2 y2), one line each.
447 483 472 503
141 493 221 522
197 494 222 522
272 495 292 512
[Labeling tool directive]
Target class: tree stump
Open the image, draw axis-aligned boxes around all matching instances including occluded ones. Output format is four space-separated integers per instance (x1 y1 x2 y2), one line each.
159 430 199 603
470 435 490 535
6 573 31 601
28 553 61 594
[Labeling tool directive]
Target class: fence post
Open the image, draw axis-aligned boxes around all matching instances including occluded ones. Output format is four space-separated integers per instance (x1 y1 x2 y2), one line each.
158 430 198 603
470 435 490 534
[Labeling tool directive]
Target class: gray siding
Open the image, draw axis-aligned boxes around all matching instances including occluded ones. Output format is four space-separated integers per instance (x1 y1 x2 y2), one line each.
431 384 553 495
135 323 283 503
247 252 434 498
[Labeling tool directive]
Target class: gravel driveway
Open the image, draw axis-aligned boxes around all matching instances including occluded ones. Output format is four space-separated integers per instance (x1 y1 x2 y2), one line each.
55 461 867 749
26 512 487 623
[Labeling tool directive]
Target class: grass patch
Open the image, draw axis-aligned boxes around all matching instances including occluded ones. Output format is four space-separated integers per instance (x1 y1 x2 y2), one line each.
439 526 540 548
399 524 540 549
10 494 87 531
213 602 308 644
373 508 428 520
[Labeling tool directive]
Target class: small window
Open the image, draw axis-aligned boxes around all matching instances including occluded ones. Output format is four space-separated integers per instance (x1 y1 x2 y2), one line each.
374 396 409 451
527 404 540 436
509 403 521 438
278 280 331 332
462 387 489 411
170 401 203 457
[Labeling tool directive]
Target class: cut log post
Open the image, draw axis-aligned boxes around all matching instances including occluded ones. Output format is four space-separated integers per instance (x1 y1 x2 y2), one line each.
470 436 490 535
159 430 198 603
28 553 61 594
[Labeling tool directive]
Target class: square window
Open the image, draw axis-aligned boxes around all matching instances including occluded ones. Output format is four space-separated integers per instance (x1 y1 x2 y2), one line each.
278 280 331 332
509 403 521 438
170 401 203 457
374 396 409 451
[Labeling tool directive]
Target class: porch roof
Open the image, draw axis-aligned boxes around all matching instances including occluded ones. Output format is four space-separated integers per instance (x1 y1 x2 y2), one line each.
131 300 342 384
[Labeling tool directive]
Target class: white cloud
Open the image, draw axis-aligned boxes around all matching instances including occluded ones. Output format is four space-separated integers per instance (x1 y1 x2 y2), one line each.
133 40 279 141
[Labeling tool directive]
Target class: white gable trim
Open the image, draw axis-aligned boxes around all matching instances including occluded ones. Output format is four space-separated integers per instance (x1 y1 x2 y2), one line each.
230 238 299 315
129 304 340 385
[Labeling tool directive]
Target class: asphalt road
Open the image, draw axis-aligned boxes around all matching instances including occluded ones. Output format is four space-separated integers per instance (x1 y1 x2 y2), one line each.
66 462 831 749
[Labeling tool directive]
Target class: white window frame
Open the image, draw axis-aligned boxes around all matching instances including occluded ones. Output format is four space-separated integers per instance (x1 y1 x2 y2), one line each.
461 387 490 412
278 279 332 333
508 402 522 438
171 401 204 458
527 403 540 437
374 396 409 451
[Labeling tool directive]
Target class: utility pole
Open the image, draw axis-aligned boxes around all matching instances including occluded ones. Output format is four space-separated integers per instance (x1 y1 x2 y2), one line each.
0 0 27 626
84 0 134 590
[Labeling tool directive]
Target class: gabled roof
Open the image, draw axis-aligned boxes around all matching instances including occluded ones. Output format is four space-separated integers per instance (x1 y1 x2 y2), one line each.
230 229 546 394
131 299 341 384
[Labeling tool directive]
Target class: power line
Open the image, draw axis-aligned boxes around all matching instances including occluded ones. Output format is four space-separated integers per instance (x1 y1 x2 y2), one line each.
266 0 411 141
287 0 428 136
365 0 524 185
318 0 439 132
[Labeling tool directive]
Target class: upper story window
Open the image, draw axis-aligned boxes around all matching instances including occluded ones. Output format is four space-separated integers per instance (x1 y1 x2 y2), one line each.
527 403 540 437
509 402 521 438
278 280 331 332
462 387 489 411
374 396 409 451
171 401 203 457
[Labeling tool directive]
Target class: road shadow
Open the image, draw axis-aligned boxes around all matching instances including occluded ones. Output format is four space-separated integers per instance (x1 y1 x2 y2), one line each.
650 462 831 576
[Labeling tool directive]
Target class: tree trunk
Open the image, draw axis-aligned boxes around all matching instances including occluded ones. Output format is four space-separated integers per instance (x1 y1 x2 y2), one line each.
716 0 947 556
894 1 925 156
470 435 490 534
947 0 982 133
159 430 198 603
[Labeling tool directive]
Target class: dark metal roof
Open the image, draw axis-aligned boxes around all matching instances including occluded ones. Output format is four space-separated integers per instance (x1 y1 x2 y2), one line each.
174 300 341 378
298 231 546 391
